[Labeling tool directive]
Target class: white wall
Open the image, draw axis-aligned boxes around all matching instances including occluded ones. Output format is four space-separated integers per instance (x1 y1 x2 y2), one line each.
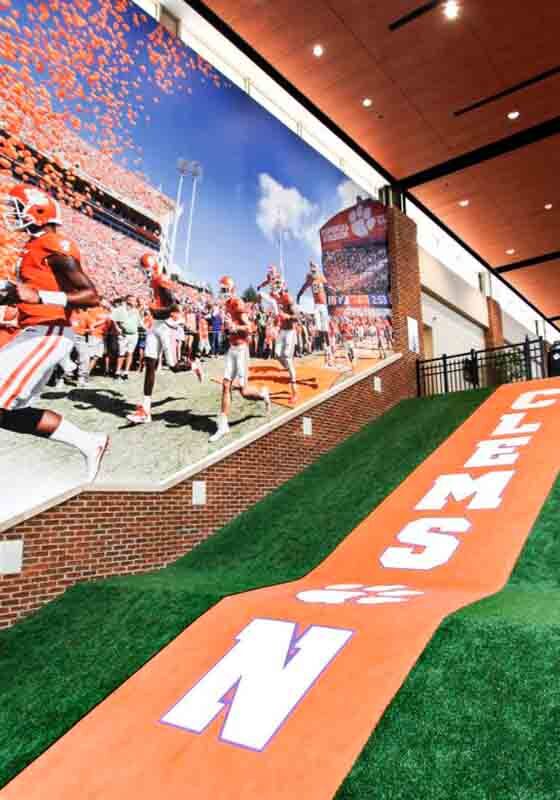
422 293 486 357
502 311 537 344
419 247 488 328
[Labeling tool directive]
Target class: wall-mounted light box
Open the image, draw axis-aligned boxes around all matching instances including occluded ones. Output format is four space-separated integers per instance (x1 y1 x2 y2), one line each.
192 480 207 506
0 539 23 575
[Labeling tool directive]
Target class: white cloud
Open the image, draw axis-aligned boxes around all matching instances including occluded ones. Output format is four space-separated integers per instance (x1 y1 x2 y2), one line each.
337 179 371 209
255 174 373 259
256 173 321 255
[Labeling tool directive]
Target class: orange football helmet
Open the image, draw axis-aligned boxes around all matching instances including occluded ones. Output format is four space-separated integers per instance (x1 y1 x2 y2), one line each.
140 253 161 276
3 184 62 235
218 275 235 300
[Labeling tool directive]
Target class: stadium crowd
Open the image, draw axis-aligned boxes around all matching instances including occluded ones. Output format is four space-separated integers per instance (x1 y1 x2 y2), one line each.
323 246 389 295
44 294 393 388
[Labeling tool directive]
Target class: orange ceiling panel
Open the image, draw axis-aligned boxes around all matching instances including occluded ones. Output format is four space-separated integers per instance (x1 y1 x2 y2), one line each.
505 263 560 320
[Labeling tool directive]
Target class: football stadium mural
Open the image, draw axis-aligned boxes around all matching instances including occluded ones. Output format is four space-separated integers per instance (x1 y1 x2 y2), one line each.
0 0 393 525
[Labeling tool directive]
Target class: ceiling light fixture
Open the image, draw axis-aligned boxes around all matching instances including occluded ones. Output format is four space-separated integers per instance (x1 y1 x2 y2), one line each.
458 199 470 207
312 44 324 58
507 110 520 120
544 203 553 210
506 248 516 255
362 97 373 108
443 1 460 20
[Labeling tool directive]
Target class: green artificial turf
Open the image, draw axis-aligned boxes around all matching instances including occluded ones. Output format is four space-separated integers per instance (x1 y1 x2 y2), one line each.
1 386 559 799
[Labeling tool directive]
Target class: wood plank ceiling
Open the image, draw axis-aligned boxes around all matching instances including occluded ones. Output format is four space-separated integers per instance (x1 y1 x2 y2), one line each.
192 0 560 329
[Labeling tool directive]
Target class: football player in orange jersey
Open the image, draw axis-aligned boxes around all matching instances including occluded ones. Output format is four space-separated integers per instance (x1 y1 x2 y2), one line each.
271 275 299 405
0 183 108 482
257 264 280 294
127 254 203 424
256 264 280 316
297 261 333 366
210 276 271 443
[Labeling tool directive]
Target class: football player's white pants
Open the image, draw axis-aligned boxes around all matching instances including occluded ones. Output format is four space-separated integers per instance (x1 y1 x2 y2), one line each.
314 304 329 333
73 333 91 379
144 321 176 367
277 329 296 382
223 344 249 387
0 325 75 411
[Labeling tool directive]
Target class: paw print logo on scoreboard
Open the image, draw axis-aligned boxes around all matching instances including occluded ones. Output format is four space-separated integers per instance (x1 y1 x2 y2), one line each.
348 205 376 238
296 584 424 606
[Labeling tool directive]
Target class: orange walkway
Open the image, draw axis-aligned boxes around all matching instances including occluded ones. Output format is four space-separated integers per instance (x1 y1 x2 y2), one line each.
247 354 380 409
4 379 560 800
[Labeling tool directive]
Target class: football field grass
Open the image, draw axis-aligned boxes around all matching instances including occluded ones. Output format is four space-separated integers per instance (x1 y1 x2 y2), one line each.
1 387 559 798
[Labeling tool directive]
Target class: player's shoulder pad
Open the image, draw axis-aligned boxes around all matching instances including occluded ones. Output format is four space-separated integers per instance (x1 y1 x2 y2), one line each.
40 232 81 261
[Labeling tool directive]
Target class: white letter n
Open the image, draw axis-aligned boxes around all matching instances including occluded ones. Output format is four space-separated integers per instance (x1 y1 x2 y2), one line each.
161 618 353 751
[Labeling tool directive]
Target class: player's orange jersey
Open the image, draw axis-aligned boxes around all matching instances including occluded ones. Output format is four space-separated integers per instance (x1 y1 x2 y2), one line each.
18 231 80 328
150 273 174 313
225 296 248 347
275 290 296 331
70 307 90 336
306 272 327 305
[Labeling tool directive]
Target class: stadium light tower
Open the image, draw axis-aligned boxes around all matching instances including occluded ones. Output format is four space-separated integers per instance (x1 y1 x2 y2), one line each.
276 229 286 282
169 158 191 271
184 161 203 273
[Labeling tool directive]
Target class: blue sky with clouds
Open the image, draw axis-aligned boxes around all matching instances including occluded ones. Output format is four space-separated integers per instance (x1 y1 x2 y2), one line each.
129 23 364 295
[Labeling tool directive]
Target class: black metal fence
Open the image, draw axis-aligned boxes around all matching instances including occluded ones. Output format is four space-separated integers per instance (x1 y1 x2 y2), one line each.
417 337 547 397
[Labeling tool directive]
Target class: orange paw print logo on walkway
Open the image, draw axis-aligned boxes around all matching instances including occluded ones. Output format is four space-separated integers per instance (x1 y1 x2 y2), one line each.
296 583 424 605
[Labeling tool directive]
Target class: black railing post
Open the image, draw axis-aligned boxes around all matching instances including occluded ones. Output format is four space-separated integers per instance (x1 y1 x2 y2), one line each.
471 348 480 388
443 353 449 394
523 336 532 380
539 336 547 378
416 358 422 397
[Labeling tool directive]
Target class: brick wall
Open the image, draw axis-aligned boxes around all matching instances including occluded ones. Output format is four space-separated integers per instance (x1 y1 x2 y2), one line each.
485 297 505 349
0 208 423 629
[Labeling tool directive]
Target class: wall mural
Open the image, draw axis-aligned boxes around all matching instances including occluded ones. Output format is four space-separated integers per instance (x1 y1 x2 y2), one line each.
0 0 393 526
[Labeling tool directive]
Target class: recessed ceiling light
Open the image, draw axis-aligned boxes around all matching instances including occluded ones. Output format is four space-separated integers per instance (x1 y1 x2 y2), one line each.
544 203 553 210
362 97 373 108
507 110 520 120
312 44 324 58
506 248 516 255
458 199 470 207
443 1 460 20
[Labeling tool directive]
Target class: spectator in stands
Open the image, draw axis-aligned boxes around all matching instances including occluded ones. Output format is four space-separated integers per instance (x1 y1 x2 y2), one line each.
112 294 142 380
210 304 223 357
